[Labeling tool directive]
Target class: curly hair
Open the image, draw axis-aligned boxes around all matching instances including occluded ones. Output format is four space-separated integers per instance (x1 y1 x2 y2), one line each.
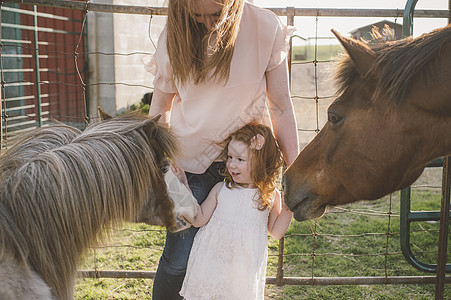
219 123 284 210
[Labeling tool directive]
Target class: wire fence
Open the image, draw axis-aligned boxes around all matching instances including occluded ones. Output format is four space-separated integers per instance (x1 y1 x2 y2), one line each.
0 0 450 297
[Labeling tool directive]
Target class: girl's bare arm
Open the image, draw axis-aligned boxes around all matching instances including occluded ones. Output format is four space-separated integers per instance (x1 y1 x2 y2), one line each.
267 190 293 240
193 182 223 227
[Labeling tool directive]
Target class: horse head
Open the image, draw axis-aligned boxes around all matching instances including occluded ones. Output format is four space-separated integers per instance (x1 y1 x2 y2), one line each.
0 107 198 299
284 25 451 222
97 107 197 231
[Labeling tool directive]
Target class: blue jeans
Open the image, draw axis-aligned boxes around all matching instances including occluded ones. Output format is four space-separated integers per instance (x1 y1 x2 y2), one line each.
152 162 225 300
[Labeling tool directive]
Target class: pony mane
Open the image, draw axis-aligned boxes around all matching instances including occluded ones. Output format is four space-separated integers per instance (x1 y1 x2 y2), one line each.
0 125 82 266
0 113 179 299
334 25 451 104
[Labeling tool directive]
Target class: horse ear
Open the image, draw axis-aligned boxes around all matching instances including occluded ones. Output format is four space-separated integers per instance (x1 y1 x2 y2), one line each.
142 114 178 158
331 29 377 77
142 115 161 137
151 114 161 123
98 106 112 121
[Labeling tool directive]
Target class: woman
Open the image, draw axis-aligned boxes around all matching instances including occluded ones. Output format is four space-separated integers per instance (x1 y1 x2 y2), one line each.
145 0 299 298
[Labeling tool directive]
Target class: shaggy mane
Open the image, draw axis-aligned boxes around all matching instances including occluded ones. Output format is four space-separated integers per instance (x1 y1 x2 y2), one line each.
334 24 451 104
0 114 179 299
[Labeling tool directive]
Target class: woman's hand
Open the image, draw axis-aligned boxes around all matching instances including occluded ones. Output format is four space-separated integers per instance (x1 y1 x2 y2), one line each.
170 164 190 192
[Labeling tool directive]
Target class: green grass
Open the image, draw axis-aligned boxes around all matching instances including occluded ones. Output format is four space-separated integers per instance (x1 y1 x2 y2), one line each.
75 188 450 299
127 102 150 116
292 45 343 62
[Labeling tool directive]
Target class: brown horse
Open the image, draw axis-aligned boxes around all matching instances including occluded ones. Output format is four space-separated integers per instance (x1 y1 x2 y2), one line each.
284 25 451 222
0 112 197 299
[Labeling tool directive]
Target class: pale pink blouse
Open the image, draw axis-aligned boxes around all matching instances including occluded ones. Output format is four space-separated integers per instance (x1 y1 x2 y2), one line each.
145 2 294 174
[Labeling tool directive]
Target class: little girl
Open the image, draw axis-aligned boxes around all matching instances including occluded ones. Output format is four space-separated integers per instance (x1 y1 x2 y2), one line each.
179 123 293 299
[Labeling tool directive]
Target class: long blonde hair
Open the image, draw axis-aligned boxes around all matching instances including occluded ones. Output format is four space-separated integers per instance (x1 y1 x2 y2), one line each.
166 0 244 85
220 123 284 210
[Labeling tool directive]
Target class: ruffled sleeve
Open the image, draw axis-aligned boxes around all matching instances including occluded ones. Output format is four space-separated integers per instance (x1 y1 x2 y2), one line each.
141 54 157 75
266 22 296 72
141 27 178 94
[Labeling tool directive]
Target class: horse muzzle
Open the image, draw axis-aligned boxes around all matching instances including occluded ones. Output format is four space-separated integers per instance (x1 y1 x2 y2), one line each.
283 173 326 222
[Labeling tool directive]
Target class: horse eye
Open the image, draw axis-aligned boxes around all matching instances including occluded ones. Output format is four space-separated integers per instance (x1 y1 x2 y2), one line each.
328 112 343 125
160 160 170 174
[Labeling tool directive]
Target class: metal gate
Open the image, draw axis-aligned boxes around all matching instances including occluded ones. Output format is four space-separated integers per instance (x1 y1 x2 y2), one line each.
1 1 88 149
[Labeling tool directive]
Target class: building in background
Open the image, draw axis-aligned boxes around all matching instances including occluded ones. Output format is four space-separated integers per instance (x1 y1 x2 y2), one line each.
350 20 403 41
87 0 166 116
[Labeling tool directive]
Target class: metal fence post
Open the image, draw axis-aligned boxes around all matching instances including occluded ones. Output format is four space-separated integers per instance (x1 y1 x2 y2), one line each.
435 2 450 298
32 5 42 127
435 156 451 299
275 6 295 287
0 2 3 151
402 0 418 37
276 237 285 286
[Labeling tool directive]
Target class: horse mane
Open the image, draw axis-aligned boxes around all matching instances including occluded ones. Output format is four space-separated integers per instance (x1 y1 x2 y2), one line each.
334 24 451 104
0 125 82 266
0 113 179 299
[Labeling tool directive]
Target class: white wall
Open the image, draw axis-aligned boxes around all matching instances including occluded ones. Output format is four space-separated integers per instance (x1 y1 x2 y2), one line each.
87 0 167 116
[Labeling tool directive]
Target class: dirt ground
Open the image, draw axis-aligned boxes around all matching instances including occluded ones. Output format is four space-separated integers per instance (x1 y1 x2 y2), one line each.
290 62 335 148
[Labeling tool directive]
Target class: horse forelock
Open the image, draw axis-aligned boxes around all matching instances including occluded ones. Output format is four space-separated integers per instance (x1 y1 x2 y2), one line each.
81 113 179 158
334 25 451 105
333 53 360 97
138 117 178 228
0 115 179 299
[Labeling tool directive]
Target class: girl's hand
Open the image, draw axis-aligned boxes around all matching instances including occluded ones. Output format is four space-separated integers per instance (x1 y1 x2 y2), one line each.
281 193 293 212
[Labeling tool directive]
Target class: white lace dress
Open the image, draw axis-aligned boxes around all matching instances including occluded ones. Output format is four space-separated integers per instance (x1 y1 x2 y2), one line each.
180 183 271 300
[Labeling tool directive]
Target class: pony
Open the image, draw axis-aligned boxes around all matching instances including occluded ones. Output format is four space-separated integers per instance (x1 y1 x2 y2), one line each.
284 25 451 222
0 111 197 299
